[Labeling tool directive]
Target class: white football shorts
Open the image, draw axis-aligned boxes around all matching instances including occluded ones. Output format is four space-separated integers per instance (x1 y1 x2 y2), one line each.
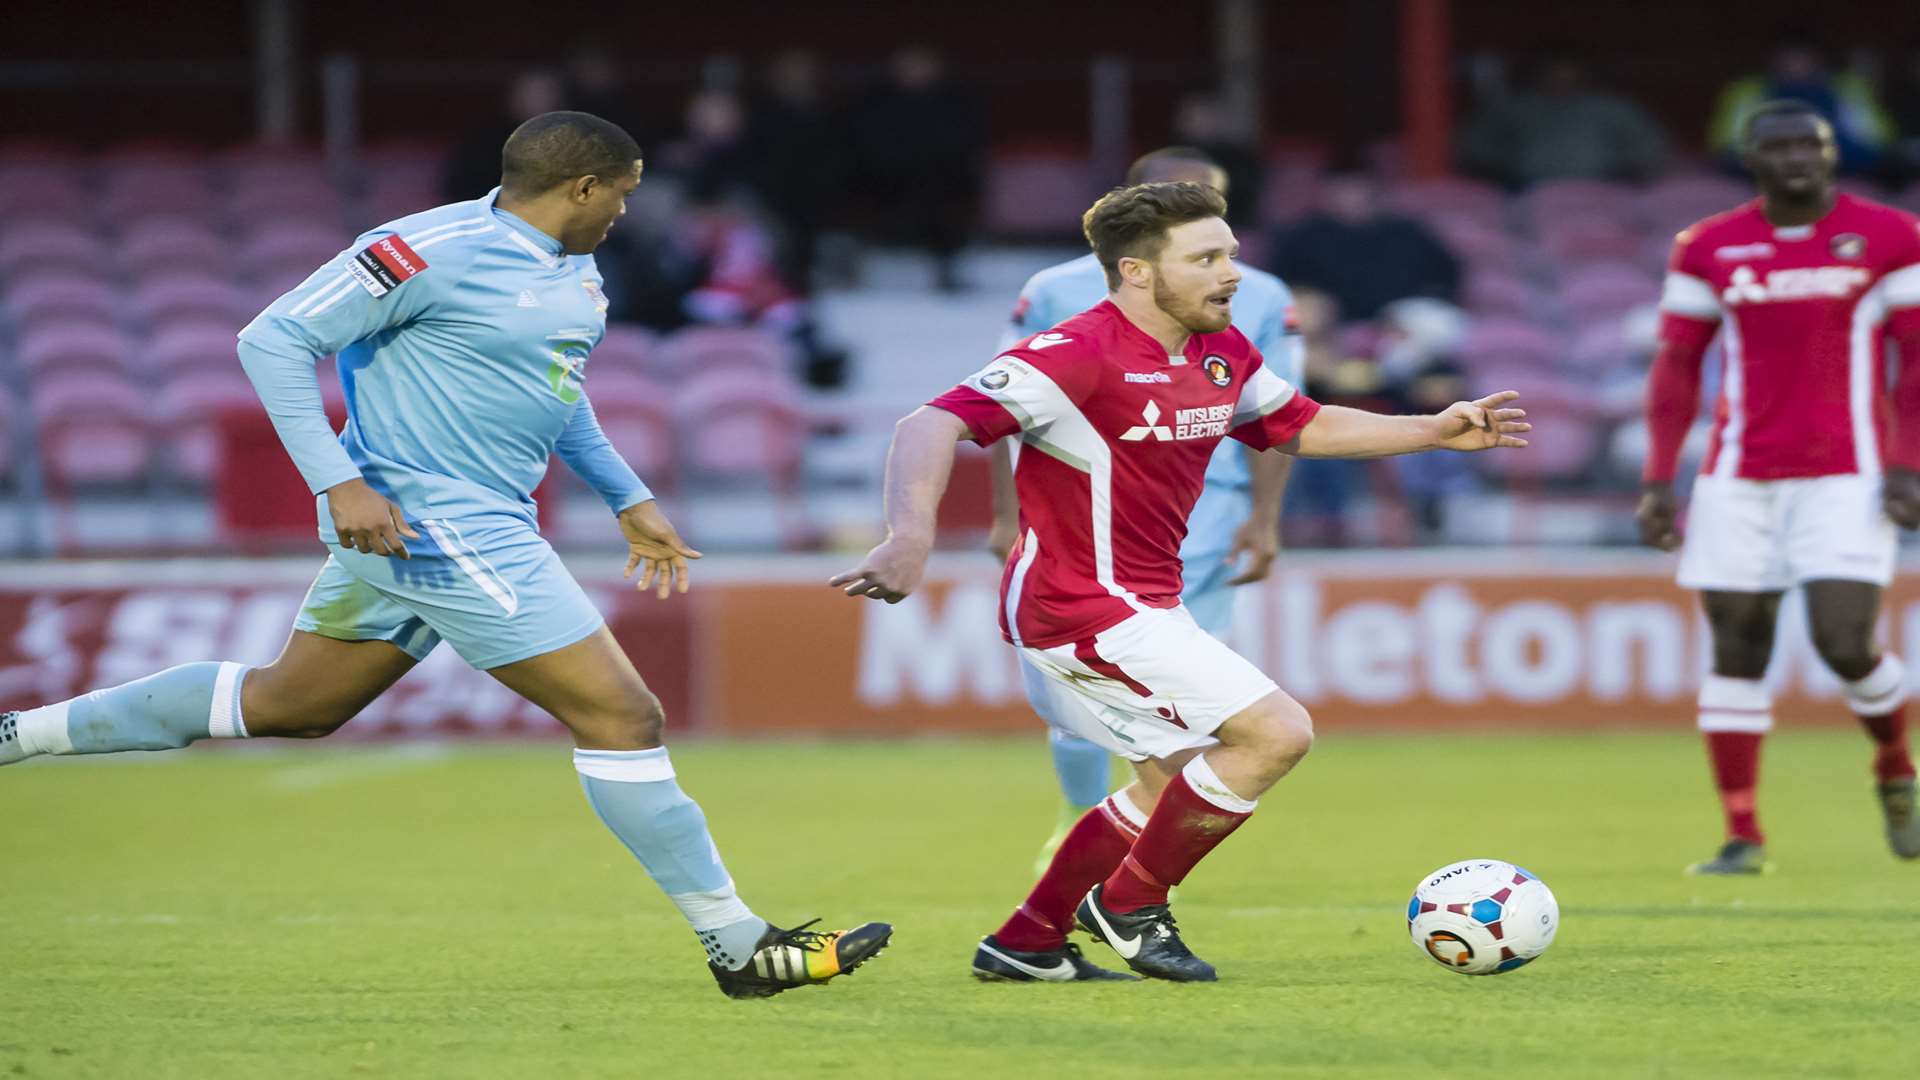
1677 473 1896 592
1017 604 1280 762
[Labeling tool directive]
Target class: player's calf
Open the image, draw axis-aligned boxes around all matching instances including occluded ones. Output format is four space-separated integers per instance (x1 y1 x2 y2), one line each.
1 662 252 766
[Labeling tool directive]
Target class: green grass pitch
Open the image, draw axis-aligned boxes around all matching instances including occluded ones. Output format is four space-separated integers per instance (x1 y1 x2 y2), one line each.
3 731 1917 1079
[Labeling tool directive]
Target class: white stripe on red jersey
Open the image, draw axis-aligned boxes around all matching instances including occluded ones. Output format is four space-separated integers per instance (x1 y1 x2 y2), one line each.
1657 193 1920 480
929 300 1318 649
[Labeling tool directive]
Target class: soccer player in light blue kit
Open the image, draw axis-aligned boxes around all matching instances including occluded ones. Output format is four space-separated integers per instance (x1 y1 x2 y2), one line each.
0 112 889 1000
990 149 1303 869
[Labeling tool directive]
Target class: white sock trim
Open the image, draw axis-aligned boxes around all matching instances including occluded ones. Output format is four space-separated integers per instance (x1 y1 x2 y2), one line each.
573 747 675 783
1102 789 1149 833
1698 675 1773 733
1184 754 1259 814
16 702 72 756
670 883 756 932
1844 655 1906 716
208 662 249 739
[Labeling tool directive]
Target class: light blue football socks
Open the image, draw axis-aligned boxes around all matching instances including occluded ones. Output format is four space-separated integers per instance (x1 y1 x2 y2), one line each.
1 661 249 764
1050 729 1112 810
573 747 770 970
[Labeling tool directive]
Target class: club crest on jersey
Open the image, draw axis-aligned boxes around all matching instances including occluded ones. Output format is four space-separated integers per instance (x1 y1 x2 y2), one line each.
1830 233 1867 260
1203 355 1232 387
546 339 591 404
346 233 427 298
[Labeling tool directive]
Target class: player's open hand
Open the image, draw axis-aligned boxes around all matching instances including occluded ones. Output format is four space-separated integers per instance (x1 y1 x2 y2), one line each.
830 535 931 604
326 477 420 559
1635 483 1681 551
618 500 702 599
1434 391 1530 452
1225 515 1280 586
1886 468 1920 530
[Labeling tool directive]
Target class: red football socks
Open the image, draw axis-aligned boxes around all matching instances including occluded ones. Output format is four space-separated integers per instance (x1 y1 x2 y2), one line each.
1705 731 1765 844
1101 768 1253 914
994 796 1140 952
1857 709 1916 784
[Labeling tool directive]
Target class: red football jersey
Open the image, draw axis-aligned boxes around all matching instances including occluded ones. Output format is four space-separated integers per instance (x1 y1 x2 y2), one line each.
929 300 1319 649
1658 193 1920 480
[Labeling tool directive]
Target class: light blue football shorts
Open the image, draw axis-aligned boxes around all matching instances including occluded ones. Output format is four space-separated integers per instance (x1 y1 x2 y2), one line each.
1174 483 1253 640
293 514 606 670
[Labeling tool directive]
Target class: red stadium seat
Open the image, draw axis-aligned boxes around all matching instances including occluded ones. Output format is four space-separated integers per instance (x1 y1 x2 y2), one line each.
1462 270 1541 319
16 324 138 379
587 324 657 376
1386 177 1506 227
29 369 153 490
1556 263 1659 322
239 221 349 280
118 217 230 280
104 167 215 222
3 274 122 338
154 368 262 485
650 326 795 379
142 320 244 377
1460 316 1559 368
0 222 111 282
580 370 676 490
1523 180 1639 229
128 273 255 330
1636 175 1752 237
228 180 346 228
0 166 88 222
1534 215 1645 262
672 372 813 544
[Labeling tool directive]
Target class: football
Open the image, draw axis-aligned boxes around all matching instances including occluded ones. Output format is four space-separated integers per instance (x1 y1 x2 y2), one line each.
1406 859 1558 975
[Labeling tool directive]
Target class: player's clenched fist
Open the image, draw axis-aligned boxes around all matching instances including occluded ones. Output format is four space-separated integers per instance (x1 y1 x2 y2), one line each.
1885 468 1920 531
830 535 931 604
1635 483 1681 551
1433 391 1531 452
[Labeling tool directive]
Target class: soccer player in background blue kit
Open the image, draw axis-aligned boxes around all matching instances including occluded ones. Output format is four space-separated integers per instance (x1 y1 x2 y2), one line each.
0 112 890 1000
991 148 1304 871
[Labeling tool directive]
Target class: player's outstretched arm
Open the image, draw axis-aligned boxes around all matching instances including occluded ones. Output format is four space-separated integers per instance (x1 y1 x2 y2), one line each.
1286 392 1529 459
831 406 972 603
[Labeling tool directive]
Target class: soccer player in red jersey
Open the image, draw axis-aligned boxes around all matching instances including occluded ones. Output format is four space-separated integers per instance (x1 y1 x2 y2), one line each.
1638 101 1920 873
832 182 1528 982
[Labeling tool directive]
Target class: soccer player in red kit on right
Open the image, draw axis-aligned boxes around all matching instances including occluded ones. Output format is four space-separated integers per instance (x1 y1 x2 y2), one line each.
1639 101 1920 874
831 182 1528 981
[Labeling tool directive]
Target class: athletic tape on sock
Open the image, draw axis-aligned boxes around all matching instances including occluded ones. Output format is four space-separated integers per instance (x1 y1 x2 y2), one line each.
15 702 72 756
669 884 757 932
573 747 675 782
1183 754 1259 814
1698 675 1774 733
1844 655 1906 716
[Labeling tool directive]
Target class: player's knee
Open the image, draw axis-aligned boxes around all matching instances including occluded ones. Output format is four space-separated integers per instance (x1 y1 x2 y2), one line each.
1226 695 1314 770
1810 628 1877 682
573 689 667 750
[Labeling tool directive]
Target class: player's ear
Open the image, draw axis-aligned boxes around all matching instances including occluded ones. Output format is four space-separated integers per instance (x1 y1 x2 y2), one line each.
1117 255 1151 290
571 175 598 204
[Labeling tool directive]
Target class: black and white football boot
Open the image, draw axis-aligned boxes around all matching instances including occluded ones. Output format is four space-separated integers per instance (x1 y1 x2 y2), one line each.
970 935 1139 983
1074 883 1217 982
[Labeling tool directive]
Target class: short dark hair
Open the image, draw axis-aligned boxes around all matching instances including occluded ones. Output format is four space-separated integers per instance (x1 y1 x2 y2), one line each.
1124 146 1221 186
1082 181 1228 290
1741 99 1830 147
500 111 642 197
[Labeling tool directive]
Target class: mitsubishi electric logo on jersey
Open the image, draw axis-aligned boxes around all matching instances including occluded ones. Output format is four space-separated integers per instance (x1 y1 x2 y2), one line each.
1721 264 1872 306
1118 400 1235 441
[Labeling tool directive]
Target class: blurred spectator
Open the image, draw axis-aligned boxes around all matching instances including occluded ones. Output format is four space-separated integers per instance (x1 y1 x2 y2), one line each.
1171 94 1264 229
1269 173 1461 321
562 43 654 147
1375 300 1477 539
743 50 850 291
442 69 565 202
1709 36 1892 174
665 88 757 198
1888 47 1920 186
849 47 987 291
1458 57 1668 189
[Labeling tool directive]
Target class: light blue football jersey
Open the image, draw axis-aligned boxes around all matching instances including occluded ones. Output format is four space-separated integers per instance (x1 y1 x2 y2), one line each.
999 253 1302 490
237 188 650 532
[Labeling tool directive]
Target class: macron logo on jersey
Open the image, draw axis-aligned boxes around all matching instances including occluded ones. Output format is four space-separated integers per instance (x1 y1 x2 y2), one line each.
347 234 428 298
1721 263 1871 306
1029 333 1071 350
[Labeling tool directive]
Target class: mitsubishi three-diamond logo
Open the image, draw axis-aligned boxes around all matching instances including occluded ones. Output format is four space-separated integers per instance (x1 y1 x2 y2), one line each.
1119 400 1173 441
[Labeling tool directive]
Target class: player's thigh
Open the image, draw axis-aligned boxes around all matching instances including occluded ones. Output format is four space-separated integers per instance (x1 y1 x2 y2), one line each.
244 630 421 738
1801 578 1885 678
1677 477 1788 593
486 626 663 751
